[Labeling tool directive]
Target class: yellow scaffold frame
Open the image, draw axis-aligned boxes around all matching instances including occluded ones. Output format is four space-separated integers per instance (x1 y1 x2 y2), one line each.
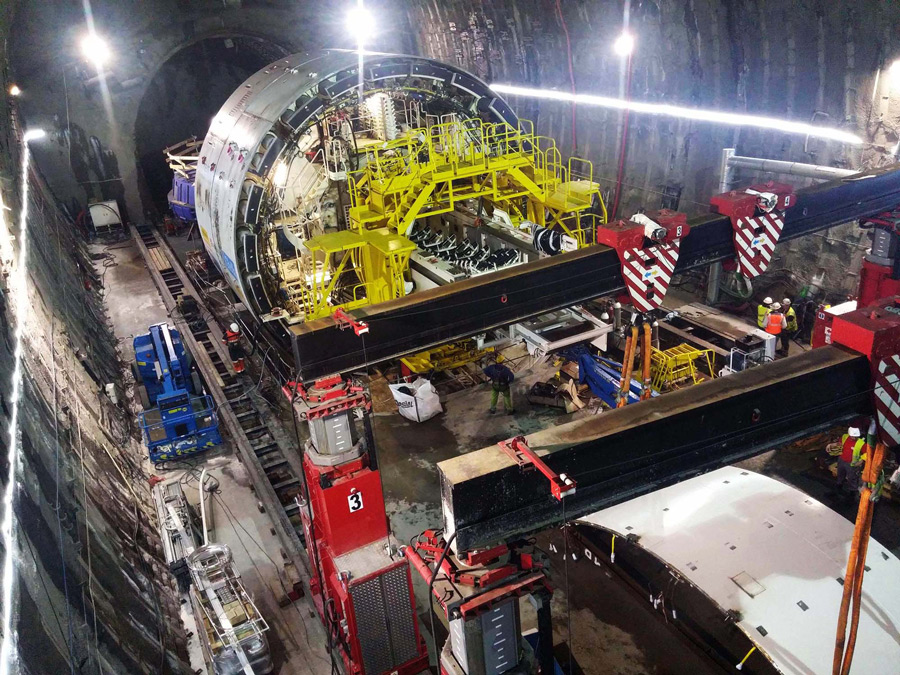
650 344 716 392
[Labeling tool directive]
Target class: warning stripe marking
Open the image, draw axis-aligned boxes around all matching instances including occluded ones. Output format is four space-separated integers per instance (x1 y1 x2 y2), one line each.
619 239 682 312
733 212 784 278
875 356 900 447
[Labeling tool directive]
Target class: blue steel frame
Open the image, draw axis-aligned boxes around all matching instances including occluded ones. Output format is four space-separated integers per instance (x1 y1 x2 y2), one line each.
133 323 222 462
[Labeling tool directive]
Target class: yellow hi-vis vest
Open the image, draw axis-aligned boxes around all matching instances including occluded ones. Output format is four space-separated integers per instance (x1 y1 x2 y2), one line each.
785 306 798 332
757 304 769 328
839 434 868 466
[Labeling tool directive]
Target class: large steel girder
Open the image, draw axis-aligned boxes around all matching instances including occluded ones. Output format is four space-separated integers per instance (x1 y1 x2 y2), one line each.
290 165 900 381
438 346 872 553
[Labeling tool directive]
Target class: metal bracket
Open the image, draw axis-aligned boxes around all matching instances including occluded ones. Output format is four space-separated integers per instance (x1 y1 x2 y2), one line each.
333 308 369 336
498 435 576 501
710 182 795 278
595 209 689 312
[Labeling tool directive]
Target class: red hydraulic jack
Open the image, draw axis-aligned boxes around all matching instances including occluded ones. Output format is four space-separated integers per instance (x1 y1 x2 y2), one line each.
404 531 554 675
403 435 573 674
595 209 690 313
290 376 428 675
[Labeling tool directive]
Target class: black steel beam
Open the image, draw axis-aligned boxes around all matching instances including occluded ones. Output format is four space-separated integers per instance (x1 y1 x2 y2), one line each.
438 346 872 552
290 164 900 381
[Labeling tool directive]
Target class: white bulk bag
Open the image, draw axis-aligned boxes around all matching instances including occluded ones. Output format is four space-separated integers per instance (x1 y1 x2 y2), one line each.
389 378 443 422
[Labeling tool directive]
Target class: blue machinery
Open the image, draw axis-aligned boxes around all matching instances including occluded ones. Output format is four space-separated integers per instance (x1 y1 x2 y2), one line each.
133 323 221 463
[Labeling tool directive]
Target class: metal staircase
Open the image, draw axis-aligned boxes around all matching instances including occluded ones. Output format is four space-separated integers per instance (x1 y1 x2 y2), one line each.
347 118 605 244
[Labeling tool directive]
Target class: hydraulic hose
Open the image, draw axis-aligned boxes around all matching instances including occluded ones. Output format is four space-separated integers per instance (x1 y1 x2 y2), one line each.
833 442 886 675
641 322 653 400
617 325 638 408
428 531 457 665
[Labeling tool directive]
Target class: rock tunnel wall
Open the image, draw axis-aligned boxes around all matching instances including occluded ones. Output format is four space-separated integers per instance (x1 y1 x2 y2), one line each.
0 19 188 674
7 0 900 298
407 0 900 300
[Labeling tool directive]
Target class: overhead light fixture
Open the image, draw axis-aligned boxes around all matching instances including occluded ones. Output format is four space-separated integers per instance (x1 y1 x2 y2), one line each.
81 32 111 69
614 32 635 57
490 83 864 144
7 85 20 97
346 5 375 46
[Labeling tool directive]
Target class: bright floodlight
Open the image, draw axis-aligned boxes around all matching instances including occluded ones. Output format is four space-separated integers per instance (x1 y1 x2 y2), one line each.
7 85 20 97
347 6 375 45
23 129 46 143
614 33 635 57
81 32 111 68
490 83 864 145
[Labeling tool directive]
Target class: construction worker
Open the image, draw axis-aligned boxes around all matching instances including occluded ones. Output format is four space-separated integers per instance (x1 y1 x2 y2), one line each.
223 322 245 373
780 298 798 355
757 297 773 328
832 424 869 494
762 301 785 337
484 357 515 415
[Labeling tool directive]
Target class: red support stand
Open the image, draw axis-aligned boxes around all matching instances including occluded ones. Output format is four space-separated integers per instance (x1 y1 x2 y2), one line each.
595 209 690 312
710 181 795 278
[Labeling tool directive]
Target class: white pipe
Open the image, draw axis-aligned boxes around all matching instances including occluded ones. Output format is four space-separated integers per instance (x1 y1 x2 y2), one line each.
725 153 857 181
199 469 209 546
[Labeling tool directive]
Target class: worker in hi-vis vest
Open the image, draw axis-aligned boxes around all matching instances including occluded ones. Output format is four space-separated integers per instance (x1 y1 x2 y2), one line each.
763 302 785 336
780 298 799 355
828 424 870 493
757 296 773 328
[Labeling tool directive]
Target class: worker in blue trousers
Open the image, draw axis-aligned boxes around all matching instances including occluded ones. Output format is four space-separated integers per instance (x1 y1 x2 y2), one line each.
484 357 515 415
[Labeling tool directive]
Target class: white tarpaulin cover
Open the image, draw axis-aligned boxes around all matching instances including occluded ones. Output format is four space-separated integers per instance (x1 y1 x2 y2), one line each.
389 378 443 422
579 467 900 675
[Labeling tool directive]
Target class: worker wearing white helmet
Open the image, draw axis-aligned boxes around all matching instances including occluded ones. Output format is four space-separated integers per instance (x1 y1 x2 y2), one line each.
223 321 245 373
763 302 785 338
832 423 869 495
780 298 798 355
757 296 774 328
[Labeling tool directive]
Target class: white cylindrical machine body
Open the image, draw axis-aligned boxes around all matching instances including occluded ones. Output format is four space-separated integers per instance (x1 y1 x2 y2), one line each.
195 51 518 341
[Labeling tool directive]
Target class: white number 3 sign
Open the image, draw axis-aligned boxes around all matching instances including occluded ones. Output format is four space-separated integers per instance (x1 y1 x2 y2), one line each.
348 491 364 512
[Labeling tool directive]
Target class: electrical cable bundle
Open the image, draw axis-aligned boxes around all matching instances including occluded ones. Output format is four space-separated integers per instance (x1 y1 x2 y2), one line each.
533 225 563 255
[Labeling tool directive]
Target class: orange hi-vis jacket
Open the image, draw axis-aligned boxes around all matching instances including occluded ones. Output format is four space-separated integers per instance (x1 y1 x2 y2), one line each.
764 312 784 335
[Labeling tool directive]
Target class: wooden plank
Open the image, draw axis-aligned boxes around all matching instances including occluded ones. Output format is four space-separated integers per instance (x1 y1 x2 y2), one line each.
148 247 172 271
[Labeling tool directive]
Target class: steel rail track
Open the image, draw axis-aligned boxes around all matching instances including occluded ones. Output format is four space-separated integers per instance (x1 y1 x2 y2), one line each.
131 223 309 577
